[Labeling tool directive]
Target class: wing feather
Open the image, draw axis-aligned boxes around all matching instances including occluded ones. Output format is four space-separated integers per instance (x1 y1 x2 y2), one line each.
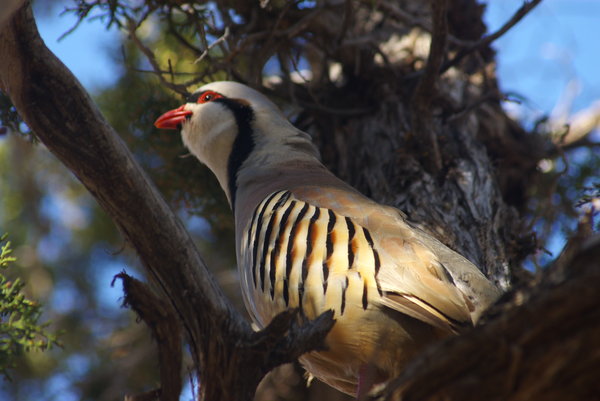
288 185 484 328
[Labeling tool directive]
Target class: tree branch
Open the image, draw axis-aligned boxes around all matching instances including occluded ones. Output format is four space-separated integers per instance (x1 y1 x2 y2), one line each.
194 26 230 64
373 233 600 401
440 0 542 74
2 3 597 401
0 0 25 29
126 19 189 96
372 0 474 47
0 3 334 400
555 100 600 147
409 0 447 173
116 273 183 401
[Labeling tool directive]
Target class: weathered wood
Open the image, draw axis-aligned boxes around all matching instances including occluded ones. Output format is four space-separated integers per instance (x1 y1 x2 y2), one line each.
117 273 183 401
311 92 523 289
1 1 598 401
0 3 334 401
377 235 600 401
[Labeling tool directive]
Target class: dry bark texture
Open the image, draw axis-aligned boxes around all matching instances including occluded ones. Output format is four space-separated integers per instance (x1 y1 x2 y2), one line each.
1 1 598 401
250 0 543 290
0 4 335 401
376 232 600 401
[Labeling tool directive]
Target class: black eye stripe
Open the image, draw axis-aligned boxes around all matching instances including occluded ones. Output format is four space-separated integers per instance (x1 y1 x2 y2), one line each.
187 90 225 104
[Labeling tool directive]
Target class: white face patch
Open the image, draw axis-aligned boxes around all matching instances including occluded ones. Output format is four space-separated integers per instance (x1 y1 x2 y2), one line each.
180 101 238 200
178 81 321 205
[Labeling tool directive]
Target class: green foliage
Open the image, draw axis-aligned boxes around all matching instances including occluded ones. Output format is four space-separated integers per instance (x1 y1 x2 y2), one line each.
0 1 597 399
0 234 59 379
95 39 236 259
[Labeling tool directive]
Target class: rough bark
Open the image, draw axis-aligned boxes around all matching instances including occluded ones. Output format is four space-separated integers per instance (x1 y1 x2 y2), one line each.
1 1 598 401
264 0 541 291
376 232 600 401
0 3 334 401
117 273 183 401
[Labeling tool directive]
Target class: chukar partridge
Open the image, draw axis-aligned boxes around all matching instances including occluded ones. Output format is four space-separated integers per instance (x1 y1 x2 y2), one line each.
154 81 501 396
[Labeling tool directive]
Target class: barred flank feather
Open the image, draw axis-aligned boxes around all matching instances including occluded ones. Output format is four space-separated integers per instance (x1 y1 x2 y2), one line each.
242 190 384 319
164 81 502 396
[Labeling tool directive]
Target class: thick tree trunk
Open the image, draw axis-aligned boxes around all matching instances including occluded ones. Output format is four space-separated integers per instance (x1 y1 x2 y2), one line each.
244 0 543 295
378 233 600 401
313 95 522 286
1 1 598 401
0 4 334 401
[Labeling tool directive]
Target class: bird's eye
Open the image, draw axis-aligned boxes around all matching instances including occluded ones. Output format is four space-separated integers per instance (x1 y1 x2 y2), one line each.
197 91 223 104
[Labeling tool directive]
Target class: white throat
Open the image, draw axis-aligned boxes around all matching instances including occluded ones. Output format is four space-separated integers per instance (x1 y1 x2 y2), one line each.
178 82 321 207
180 104 238 204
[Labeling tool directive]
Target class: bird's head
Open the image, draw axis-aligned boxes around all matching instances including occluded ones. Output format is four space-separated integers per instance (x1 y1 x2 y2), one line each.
154 81 319 207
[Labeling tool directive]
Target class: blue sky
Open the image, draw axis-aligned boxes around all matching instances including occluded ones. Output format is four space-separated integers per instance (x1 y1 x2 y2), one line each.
35 2 122 91
35 1 600 119
485 0 600 125
31 1 599 267
8 2 597 399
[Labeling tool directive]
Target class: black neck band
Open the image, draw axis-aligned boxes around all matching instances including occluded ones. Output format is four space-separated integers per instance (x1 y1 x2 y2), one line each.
219 98 255 211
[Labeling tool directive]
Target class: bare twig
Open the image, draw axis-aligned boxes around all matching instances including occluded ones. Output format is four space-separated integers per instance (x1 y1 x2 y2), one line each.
232 7 322 58
189 6 211 51
554 100 600 146
57 2 96 41
415 0 447 99
444 91 503 123
194 26 230 64
133 68 198 76
409 0 447 173
256 309 335 369
117 273 183 401
168 23 203 55
440 0 542 74
0 5 335 400
127 19 189 96
373 1 475 47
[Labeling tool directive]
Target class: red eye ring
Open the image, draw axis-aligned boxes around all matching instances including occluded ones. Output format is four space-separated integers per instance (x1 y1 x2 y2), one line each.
198 90 224 104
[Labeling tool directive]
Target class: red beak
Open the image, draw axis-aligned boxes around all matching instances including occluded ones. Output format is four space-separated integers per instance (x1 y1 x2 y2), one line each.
154 105 193 130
